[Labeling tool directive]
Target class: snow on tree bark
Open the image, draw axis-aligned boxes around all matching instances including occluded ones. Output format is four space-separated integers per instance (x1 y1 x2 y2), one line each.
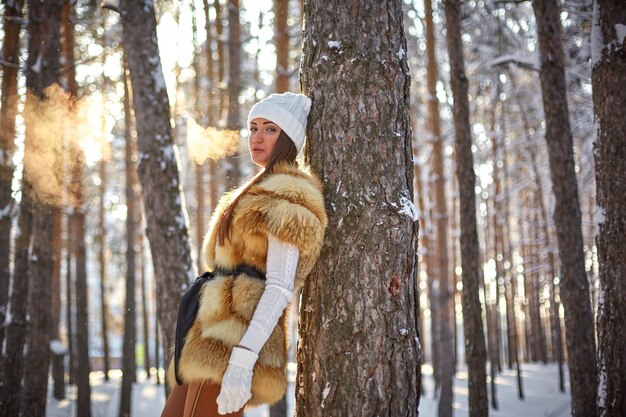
591 1 626 416
443 1 488 416
298 1 421 416
532 1 598 416
118 0 195 391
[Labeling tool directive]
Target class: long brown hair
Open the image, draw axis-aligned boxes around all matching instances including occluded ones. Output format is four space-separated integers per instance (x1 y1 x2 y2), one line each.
216 130 298 245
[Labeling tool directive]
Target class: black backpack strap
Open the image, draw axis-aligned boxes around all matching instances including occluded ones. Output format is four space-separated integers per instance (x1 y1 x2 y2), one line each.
174 271 215 385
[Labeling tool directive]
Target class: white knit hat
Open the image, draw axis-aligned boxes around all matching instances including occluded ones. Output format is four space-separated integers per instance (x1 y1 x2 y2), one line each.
247 92 312 153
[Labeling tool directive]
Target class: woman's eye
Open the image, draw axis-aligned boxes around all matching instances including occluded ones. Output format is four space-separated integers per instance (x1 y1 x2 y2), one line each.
267 127 276 133
250 127 257 132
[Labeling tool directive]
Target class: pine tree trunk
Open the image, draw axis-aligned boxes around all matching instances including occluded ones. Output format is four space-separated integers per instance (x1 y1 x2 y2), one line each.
99 14 112 382
202 0 215 123
225 0 241 190
61 4 92 414
275 0 289 92
0 0 24 352
20 199 55 417
51 208 65 400
298 1 421 416
98 158 111 381
499 97 524 398
119 59 137 417
532 2 598 414
443 1 488 415
0 1 62 415
591 2 626 415
424 1 453 414
214 0 226 123
140 241 151 376
271 0 291 402
118 0 195 393
491 86 504 375
65 245 75 385
0 179 34 417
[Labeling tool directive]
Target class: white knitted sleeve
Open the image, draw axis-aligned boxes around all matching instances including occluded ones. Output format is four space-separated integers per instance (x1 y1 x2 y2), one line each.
237 234 299 353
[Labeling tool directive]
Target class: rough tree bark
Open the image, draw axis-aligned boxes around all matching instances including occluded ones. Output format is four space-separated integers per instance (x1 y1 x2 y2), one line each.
532 1 598 415
443 1 488 416
0 0 24 352
118 0 195 393
591 1 626 415
298 1 421 416
423 0 453 415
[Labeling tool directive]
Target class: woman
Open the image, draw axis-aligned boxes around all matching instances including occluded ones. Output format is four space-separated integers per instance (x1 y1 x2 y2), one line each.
161 92 328 417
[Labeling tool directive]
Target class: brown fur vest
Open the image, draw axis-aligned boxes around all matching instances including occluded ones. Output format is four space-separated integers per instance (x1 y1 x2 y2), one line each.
167 162 327 407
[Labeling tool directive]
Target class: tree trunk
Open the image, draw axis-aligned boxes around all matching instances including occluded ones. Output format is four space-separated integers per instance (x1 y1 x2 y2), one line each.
298 1 421 416
532 2 598 415
20 198 55 417
140 240 151 376
214 0 226 123
119 59 137 417
591 2 626 415
51 208 64 399
271 2 289 404
118 0 195 394
98 158 111 381
0 1 63 415
491 102 504 374
0 0 24 352
499 97 524 399
275 0 289 92
202 0 215 124
61 4 92 414
424 0 453 414
65 242 75 385
225 0 241 190
443 1 488 416
99 13 112 382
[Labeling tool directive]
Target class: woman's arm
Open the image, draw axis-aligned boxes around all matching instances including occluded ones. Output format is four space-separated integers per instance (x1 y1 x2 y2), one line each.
217 234 299 414
238 234 299 351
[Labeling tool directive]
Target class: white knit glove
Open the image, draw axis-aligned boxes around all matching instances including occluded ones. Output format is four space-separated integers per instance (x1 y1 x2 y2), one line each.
217 347 259 415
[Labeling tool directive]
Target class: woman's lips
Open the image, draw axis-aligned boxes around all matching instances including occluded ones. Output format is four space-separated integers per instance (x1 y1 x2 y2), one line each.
252 148 264 153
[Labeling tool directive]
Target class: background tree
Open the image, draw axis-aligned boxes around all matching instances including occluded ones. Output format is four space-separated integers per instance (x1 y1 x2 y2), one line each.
117 0 195 393
119 59 137 417
0 0 24 353
533 1 597 415
298 1 421 416
443 0 488 415
591 1 626 415
423 0 453 415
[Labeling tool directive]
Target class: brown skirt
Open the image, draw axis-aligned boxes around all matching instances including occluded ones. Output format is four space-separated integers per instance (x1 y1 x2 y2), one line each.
160 381 245 417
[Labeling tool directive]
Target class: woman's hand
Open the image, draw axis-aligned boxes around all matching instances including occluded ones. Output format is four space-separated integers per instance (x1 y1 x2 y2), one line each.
217 347 258 414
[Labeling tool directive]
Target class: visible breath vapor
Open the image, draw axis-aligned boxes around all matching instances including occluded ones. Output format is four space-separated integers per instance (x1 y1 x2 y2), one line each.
186 117 241 165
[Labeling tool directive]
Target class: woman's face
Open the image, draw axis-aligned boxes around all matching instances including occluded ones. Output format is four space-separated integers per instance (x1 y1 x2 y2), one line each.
249 117 281 167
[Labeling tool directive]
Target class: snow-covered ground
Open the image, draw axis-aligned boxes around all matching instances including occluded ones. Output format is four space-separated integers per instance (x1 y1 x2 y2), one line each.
47 363 571 416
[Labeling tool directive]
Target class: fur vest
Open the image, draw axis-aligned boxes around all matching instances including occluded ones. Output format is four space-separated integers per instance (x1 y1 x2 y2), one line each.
167 162 327 407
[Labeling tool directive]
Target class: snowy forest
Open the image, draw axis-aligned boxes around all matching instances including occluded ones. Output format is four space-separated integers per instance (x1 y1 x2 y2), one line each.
0 0 624 416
